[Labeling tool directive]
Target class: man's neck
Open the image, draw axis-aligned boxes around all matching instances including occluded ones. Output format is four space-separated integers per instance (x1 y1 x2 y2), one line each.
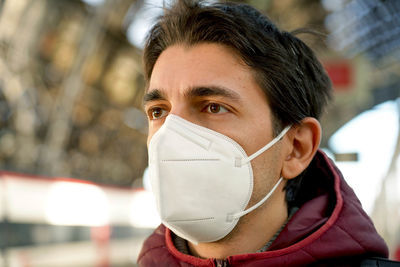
187 188 288 259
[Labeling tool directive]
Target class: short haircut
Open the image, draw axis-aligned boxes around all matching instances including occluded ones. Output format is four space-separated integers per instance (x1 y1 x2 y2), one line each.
143 0 333 207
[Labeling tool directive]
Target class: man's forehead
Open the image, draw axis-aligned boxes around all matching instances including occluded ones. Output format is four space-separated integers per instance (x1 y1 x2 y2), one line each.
144 43 267 107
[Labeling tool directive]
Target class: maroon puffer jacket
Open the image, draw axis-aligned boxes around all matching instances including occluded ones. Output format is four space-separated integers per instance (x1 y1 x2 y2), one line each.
138 150 388 266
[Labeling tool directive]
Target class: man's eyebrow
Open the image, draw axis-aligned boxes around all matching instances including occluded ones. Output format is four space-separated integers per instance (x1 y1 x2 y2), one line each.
143 86 242 106
143 89 166 105
184 86 241 102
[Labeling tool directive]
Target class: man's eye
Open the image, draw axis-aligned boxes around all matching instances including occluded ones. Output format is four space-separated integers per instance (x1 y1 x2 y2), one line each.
149 107 168 120
205 103 228 114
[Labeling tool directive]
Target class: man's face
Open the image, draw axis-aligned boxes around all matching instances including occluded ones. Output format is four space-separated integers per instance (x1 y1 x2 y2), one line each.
144 43 285 214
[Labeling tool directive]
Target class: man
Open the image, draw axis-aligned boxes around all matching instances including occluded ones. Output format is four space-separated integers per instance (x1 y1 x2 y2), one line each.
138 0 389 266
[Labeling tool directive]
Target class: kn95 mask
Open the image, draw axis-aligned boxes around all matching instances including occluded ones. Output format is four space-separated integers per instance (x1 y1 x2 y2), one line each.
148 114 291 244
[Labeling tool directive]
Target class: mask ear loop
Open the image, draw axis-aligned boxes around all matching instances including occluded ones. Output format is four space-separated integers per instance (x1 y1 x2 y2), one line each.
229 177 284 220
237 125 291 167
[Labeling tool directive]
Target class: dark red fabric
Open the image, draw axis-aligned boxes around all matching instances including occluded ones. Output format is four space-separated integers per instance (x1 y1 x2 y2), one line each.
137 150 388 266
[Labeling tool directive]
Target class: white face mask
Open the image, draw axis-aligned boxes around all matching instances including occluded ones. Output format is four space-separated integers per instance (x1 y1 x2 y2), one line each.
148 114 291 244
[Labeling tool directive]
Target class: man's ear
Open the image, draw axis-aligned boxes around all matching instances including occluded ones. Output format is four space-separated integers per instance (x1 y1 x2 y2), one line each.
281 117 321 179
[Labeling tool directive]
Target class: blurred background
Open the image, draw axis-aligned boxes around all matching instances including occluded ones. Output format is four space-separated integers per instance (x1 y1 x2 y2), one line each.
0 0 399 265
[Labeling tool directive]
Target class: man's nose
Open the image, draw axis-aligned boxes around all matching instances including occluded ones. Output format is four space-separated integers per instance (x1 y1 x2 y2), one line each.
168 104 193 122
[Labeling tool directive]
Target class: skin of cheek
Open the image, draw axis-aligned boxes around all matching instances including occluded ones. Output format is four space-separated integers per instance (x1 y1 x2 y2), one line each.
226 115 282 209
214 142 284 244
248 144 284 208
214 114 285 223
